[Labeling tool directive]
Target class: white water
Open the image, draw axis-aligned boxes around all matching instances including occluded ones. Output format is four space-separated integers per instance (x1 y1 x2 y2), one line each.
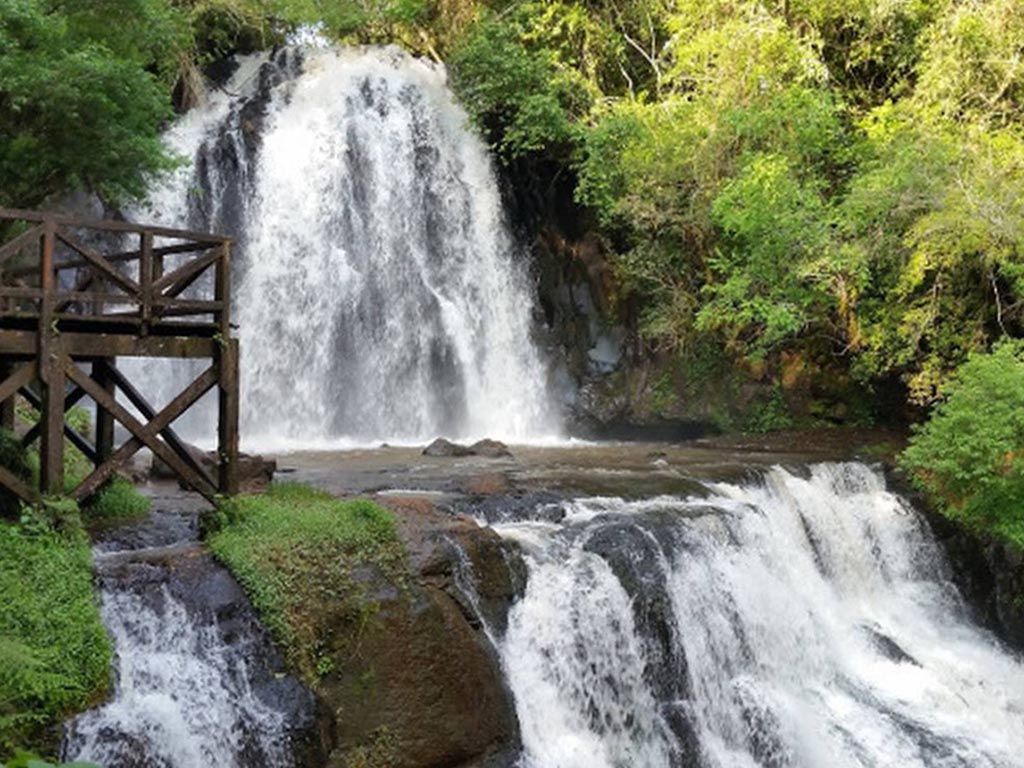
496 463 1024 768
63 586 293 767
127 46 559 449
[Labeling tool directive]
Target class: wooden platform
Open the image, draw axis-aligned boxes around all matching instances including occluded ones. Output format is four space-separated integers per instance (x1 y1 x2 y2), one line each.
0 207 239 505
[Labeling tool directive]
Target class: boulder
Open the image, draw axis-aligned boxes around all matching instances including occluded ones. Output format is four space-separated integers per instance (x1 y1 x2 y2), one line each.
152 443 276 494
316 495 525 767
422 437 475 457
422 437 513 459
468 439 513 458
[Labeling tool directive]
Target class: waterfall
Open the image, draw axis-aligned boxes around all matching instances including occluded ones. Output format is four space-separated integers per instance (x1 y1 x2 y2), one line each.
63 584 296 767
129 46 559 448
492 463 1024 768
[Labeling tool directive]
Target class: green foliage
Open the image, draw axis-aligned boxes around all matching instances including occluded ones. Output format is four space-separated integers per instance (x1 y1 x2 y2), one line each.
900 341 1024 539
0 523 110 757
207 483 405 682
83 478 151 521
0 0 181 207
1 752 100 768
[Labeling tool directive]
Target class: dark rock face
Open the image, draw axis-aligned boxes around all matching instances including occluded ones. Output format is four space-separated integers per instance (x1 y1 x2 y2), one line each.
315 496 524 768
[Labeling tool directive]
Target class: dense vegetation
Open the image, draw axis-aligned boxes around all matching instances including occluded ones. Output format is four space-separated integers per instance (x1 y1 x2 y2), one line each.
0 521 110 758
3 0 1023 539
206 483 405 683
901 342 1024 548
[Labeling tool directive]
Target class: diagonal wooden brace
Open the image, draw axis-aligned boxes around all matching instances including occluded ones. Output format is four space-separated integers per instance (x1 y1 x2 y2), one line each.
67 363 219 502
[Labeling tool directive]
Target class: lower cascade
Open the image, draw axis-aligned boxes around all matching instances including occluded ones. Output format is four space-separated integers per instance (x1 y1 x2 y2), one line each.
492 463 1024 768
130 46 558 448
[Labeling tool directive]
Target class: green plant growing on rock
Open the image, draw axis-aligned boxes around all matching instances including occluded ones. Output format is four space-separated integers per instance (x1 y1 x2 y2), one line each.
206 483 406 683
82 478 151 522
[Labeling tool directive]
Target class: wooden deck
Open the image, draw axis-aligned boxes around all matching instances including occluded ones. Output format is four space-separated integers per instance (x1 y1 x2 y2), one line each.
0 207 239 505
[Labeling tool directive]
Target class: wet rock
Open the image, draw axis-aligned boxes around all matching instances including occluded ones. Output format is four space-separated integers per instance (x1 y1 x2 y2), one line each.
862 625 919 666
422 437 475 457
422 437 513 459
469 439 513 458
315 495 524 767
151 443 276 493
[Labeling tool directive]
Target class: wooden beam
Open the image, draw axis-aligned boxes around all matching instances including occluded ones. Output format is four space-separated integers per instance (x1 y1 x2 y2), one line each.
104 362 217 489
0 207 229 245
0 462 38 505
67 363 218 502
56 232 141 298
21 385 87 448
0 224 42 267
218 338 239 495
0 330 216 359
93 360 114 465
152 249 220 294
0 362 14 432
0 362 36 408
39 350 65 495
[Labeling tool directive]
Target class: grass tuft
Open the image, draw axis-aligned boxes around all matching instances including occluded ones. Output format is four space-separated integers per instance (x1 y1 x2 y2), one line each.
83 478 151 521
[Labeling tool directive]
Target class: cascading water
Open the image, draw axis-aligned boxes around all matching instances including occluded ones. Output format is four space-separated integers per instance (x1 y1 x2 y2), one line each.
63 587 293 767
129 46 559 448
490 463 1024 768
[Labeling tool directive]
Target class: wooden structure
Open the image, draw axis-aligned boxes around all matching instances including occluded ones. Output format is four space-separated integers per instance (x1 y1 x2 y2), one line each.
0 208 238 504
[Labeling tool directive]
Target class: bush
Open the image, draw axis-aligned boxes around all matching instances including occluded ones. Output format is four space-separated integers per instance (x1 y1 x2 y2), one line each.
83 478 151 521
206 483 404 682
0 524 111 757
900 340 1024 539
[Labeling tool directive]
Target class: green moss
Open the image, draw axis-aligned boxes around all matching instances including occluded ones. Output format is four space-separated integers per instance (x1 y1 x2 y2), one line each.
206 483 405 683
83 478 151 522
0 524 111 758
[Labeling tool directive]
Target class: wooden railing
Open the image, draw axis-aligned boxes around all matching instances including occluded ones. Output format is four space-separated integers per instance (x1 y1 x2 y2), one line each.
0 207 232 336
0 208 239 503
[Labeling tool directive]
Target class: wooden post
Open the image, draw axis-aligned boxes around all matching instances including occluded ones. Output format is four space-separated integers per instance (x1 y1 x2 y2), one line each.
0 361 15 432
39 350 65 496
140 230 153 333
93 359 115 465
215 241 238 496
38 219 64 495
218 339 239 496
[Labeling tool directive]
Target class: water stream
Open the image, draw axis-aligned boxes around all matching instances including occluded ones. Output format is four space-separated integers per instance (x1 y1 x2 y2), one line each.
492 463 1024 768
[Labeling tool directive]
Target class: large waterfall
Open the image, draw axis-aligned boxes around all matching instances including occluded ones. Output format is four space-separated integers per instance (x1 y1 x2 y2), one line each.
491 463 1024 768
131 46 558 448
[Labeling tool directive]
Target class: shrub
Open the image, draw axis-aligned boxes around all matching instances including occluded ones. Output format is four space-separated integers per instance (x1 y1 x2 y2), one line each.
900 340 1024 538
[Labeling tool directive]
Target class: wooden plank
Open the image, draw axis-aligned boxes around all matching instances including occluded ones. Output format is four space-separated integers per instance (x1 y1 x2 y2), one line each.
56 232 141 298
152 249 219 294
68 363 218 502
0 362 14 431
0 361 37 404
6 241 208 278
0 207 229 245
0 462 38 505
0 330 216 359
93 360 114 464
105 363 218 488
0 224 42 267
